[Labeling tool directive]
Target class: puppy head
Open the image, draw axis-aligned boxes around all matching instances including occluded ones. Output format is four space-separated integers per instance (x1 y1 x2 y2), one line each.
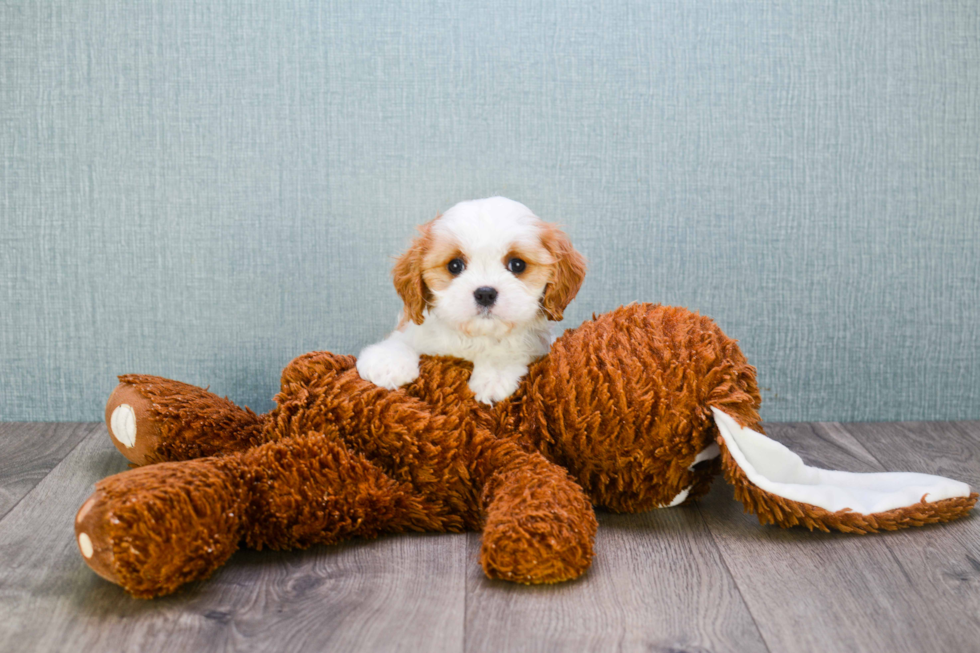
392 197 586 336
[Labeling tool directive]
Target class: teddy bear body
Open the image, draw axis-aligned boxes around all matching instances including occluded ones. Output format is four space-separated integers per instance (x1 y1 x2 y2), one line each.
75 304 767 597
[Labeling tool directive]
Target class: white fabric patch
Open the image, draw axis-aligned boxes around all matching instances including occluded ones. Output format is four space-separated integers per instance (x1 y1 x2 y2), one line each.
76 496 95 523
110 404 137 448
711 407 972 515
658 442 721 508
690 443 720 469
78 533 94 559
666 486 691 507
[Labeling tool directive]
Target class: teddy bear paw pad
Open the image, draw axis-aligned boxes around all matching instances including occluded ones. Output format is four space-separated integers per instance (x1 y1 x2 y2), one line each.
74 491 120 584
104 382 166 465
109 404 137 448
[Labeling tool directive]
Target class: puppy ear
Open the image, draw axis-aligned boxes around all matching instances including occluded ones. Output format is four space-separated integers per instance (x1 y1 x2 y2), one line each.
392 219 435 325
540 224 587 321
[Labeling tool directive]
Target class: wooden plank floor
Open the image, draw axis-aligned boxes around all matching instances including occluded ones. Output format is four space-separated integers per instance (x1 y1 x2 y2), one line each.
0 421 977 653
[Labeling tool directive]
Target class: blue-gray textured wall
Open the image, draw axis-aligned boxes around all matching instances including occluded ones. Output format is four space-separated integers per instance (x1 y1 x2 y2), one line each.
2 1 978 422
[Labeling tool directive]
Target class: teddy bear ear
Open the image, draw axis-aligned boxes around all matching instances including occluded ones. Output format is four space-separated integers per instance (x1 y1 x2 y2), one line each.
710 406 978 532
540 223 587 322
392 219 436 325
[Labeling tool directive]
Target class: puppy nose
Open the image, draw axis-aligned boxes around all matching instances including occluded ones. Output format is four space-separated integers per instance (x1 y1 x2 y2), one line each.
473 286 498 307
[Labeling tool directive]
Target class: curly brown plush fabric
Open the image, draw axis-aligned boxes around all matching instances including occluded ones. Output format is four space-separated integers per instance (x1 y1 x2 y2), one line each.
105 378 268 465
506 305 763 513
75 304 976 598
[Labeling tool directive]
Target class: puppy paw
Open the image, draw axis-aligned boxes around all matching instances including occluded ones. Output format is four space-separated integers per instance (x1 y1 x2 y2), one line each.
468 364 527 404
356 341 420 390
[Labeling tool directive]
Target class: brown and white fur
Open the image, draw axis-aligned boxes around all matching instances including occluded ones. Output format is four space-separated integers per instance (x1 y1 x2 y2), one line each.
357 197 586 404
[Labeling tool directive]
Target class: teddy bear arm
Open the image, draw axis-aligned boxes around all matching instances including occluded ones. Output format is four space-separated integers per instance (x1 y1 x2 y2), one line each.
238 430 447 550
105 375 270 466
477 446 598 584
274 350 462 444
278 351 358 397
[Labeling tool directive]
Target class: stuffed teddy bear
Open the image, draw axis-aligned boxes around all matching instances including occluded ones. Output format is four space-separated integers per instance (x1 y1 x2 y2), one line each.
75 304 977 598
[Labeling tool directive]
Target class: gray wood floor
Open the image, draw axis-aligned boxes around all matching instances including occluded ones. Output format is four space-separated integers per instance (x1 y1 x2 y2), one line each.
0 421 977 653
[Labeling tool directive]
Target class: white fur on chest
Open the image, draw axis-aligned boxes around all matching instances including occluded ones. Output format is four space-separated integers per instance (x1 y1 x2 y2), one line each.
403 312 553 366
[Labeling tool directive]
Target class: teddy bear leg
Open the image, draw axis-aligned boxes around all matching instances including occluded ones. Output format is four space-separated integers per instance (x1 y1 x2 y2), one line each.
76 431 422 597
478 448 598 584
237 430 430 550
272 354 479 485
75 456 248 598
105 374 268 465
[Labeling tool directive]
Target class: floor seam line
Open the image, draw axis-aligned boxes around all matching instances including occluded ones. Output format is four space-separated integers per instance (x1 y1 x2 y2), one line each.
821 422 888 471
695 500 774 653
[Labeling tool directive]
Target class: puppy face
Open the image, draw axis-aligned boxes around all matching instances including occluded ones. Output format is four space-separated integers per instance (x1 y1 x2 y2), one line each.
393 197 586 337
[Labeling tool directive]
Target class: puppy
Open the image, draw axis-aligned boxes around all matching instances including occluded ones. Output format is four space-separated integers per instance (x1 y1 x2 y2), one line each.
357 197 586 404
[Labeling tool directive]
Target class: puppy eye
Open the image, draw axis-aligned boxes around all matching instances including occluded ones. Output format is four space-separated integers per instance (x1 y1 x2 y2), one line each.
447 258 466 275
507 258 526 274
